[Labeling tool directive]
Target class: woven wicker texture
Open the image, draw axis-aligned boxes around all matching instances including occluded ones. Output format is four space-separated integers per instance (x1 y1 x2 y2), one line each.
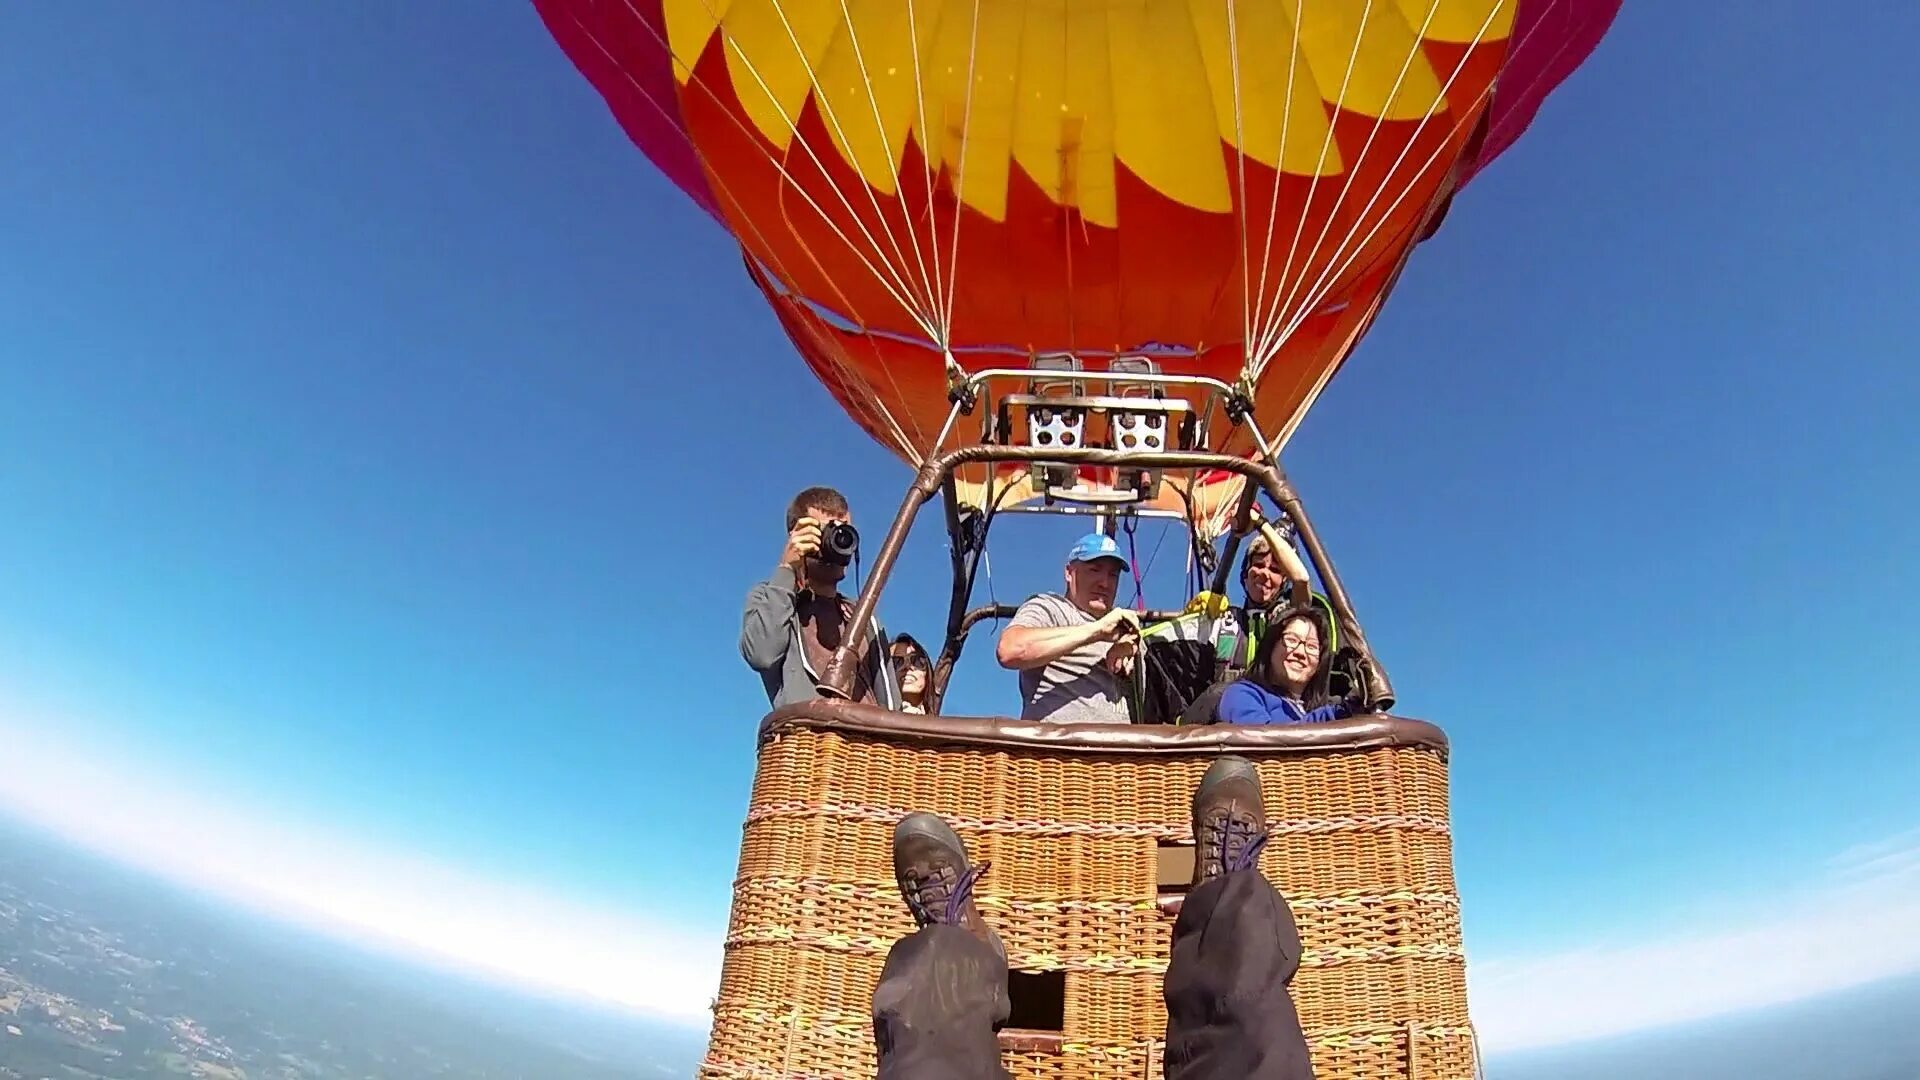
699 721 1473 1080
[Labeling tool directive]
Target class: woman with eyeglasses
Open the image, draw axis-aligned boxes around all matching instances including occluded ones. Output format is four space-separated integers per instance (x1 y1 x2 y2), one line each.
1213 604 1359 725
889 634 932 715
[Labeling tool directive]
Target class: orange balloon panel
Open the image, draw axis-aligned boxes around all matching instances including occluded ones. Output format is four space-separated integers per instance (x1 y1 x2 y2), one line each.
760 252 1398 528
672 1 1508 356
642 0 1511 488
763 259 1395 453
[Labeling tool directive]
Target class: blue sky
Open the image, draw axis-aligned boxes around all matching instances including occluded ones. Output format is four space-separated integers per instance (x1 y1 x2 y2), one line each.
2 1 1918 1056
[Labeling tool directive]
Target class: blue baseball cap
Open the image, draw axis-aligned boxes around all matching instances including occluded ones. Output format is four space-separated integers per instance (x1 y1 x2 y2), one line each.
1065 532 1126 567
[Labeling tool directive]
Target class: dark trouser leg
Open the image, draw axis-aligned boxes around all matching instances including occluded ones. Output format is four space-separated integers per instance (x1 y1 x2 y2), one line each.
872 923 1013 1080
1163 870 1314 1080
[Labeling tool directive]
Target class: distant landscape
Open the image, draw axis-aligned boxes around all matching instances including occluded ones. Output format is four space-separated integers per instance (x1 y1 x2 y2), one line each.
1488 971 1920 1080
5 811 1915 1079
0 815 700 1079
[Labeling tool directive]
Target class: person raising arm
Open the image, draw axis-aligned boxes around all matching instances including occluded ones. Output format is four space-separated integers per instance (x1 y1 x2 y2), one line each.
995 533 1141 724
996 605 1140 671
741 485 895 709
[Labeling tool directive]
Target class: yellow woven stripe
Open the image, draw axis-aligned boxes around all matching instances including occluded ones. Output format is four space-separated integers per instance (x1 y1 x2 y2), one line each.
708 1007 1477 1043
744 800 1451 837
738 874 1462 913
705 1009 1477 1048
723 924 1463 970
1310 1026 1478 1047
700 1059 842 1080
712 1002 1476 1037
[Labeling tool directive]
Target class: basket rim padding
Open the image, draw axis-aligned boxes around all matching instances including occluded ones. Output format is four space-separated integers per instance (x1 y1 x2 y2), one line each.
761 700 1448 759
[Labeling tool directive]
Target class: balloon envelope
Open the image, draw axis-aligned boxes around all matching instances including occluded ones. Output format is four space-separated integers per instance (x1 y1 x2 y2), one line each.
535 0 1618 519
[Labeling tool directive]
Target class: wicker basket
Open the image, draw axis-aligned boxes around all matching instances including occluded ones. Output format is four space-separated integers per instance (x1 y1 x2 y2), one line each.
698 703 1474 1080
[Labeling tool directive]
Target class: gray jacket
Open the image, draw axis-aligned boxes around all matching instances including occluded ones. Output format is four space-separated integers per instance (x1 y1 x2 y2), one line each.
741 565 899 711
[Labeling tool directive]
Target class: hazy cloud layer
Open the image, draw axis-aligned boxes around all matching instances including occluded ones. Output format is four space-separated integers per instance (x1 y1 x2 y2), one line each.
1471 826 1920 1052
0 719 721 1023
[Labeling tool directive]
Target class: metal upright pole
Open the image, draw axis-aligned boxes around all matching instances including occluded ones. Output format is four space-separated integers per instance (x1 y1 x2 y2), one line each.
1266 472 1394 710
929 477 986 714
1237 413 1395 710
1207 478 1261 599
819 460 944 701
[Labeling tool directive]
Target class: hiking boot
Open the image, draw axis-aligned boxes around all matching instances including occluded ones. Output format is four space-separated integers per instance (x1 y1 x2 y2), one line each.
892 812 1005 964
1191 755 1270 885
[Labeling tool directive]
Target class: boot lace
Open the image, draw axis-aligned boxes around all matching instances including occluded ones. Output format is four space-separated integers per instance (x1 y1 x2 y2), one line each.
908 859 992 926
1204 815 1271 875
947 861 990 925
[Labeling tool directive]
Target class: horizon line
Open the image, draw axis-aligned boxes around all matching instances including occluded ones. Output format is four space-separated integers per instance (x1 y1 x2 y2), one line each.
2 711 1915 1057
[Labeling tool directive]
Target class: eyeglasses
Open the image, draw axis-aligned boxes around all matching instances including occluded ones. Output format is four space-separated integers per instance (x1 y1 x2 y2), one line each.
1278 633 1321 657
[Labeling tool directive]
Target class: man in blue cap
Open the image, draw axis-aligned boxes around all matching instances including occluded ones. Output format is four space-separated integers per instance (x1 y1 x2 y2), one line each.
994 531 1141 723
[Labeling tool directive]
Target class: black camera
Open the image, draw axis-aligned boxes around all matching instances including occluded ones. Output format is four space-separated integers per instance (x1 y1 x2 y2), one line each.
815 520 860 566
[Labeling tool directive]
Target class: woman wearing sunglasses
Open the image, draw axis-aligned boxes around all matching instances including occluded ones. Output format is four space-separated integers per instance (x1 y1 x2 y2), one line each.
889 634 933 715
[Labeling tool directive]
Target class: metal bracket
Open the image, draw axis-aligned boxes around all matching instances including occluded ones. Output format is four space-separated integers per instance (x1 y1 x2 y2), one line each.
1224 376 1258 425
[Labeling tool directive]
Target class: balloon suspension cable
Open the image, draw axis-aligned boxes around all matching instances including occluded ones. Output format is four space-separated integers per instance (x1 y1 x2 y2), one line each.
928 397 968 466
1229 377 1282 471
1123 514 1146 612
1163 476 1212 596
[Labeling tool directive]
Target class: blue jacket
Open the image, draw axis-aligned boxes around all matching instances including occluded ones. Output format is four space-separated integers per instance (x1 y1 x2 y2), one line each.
1216 678 1354 725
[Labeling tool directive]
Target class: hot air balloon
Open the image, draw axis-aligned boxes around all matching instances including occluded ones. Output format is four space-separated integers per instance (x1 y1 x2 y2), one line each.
532 1 1617 1076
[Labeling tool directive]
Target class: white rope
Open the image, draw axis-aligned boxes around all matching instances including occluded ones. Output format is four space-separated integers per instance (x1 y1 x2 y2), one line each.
1264 0 1374 379
607 0 928 456
902 0 951 353
1252 0 1464 369
941 0 985 350
1226 0 1255 361
810 0 948 447
826 0 945 335
1246 0 1308 363
1253 1 1511 380
719 0 942 342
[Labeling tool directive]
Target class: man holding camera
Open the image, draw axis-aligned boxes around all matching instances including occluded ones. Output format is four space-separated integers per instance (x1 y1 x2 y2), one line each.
741 485 897 710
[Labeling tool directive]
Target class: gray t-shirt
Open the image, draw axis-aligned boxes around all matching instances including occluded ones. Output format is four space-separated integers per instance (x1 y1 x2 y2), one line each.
1010 593 1132 724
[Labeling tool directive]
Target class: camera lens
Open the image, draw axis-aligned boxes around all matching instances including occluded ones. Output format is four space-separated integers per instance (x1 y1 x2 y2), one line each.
818 522 859 565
